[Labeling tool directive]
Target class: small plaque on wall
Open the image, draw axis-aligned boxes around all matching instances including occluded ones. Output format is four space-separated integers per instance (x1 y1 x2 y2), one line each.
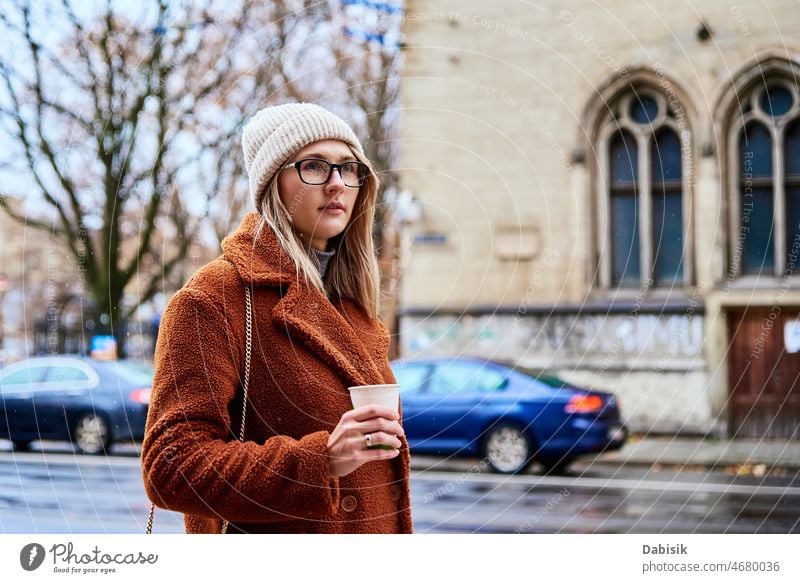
493 222 540 260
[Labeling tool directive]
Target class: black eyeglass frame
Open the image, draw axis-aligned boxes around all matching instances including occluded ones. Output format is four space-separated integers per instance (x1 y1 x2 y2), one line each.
283 158 370 187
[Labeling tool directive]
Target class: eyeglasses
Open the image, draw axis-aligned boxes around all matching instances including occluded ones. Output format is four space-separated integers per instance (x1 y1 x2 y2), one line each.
283 158 370 188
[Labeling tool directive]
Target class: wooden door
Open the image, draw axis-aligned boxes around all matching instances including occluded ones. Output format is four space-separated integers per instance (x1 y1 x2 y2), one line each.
728 308 800 439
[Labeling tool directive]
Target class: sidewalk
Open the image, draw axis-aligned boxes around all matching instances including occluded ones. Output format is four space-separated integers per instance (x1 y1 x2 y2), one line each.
409 435 800 474
583 434 800 470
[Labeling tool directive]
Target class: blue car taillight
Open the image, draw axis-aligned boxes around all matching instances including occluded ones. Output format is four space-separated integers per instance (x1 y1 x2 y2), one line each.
564 394 604 414
129 387 151 405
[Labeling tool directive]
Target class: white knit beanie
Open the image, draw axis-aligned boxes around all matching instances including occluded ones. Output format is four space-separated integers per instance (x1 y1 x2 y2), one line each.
242 102 365 211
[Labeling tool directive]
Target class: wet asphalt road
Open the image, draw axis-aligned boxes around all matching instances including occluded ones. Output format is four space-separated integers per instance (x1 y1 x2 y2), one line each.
0 441 798 534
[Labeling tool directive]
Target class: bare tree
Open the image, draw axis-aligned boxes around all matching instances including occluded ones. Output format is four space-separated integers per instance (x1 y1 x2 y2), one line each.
0 0 406 358
0 0 256 356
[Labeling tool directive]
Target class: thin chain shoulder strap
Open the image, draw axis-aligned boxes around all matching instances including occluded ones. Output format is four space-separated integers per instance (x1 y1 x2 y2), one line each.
220 284 253 534
146 285 253 534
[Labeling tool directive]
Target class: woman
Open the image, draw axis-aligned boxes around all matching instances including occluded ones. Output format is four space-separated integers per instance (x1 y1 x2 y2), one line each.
141 103 412 534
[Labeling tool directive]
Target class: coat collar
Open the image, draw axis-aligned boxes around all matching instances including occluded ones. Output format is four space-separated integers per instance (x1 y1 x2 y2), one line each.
221 212 390 389
221 211 296 287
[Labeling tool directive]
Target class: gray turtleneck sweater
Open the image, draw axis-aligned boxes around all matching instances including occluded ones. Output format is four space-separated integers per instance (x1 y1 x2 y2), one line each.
310 246 336 277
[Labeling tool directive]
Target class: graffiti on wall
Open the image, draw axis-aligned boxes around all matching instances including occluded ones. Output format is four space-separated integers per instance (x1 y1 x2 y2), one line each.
400 312 704 367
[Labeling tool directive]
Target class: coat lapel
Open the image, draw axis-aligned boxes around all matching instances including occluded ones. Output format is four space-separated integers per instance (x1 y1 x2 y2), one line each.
272 281 387 389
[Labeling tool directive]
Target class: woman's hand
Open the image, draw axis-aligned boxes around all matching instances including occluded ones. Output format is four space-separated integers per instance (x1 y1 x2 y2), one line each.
326 404 405 478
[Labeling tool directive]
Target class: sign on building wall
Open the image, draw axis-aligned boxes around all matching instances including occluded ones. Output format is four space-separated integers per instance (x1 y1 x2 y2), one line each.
784 319 800 353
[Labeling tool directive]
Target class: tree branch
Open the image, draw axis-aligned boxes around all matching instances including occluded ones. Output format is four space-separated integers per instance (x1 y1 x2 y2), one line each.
0 61 77 249
0 194 64 234
60 0 104 124
20 3 98 281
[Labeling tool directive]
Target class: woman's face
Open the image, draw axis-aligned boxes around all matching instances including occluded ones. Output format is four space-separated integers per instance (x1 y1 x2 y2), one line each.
278 139 362 251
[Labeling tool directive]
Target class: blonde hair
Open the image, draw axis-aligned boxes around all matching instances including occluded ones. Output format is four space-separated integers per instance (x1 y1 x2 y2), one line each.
254 146 382 320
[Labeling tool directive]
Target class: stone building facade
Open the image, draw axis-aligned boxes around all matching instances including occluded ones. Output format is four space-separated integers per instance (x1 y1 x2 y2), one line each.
397 0 800 437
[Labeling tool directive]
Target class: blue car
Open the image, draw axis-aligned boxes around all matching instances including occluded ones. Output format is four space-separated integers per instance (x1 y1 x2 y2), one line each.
391 357 627 473
0 356 153 455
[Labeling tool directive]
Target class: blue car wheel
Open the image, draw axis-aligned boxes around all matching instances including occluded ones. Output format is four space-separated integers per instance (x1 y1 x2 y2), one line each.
482 422 535 474
72 412 112 455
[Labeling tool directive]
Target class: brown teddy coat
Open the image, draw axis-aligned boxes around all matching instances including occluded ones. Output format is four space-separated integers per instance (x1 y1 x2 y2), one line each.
141 212 413 534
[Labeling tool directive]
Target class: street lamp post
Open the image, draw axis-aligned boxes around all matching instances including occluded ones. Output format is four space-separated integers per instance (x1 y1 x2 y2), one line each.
385 190 422 360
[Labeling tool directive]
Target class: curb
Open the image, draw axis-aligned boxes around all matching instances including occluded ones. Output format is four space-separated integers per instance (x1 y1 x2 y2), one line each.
409 454 800 474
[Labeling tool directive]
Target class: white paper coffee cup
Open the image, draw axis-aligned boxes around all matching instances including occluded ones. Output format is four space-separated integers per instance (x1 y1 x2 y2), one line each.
347 384 401 450
347 383 400 411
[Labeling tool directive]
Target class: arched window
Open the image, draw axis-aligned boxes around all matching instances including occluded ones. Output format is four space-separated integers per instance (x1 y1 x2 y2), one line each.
730 80 800 277
598 88 691 289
